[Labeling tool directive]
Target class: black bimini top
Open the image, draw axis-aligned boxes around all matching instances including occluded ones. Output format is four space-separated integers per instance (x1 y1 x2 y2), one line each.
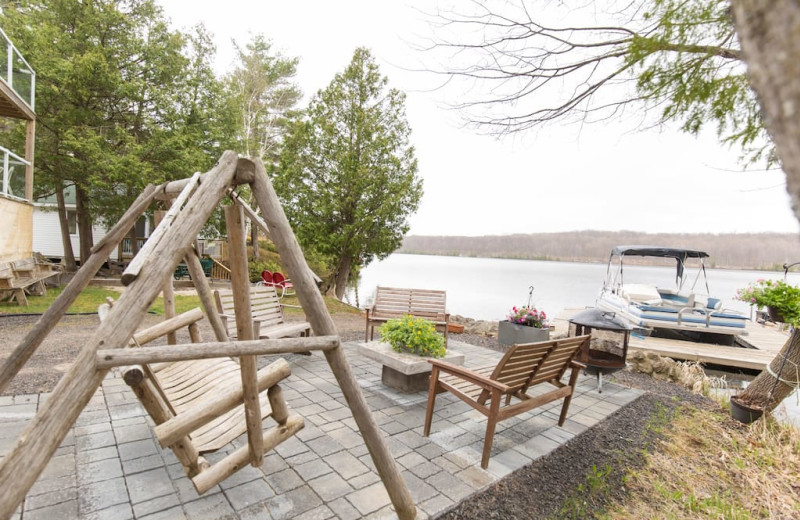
611 246 709 261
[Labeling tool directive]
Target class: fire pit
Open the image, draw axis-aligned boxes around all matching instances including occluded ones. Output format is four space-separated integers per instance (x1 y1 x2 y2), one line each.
569 308 633 393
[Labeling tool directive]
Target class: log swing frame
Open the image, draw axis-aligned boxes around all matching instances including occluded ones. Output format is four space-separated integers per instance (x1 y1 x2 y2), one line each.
0 152 417 520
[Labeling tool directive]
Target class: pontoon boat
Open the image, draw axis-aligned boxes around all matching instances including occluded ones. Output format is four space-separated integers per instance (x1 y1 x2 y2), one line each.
596 246 747 340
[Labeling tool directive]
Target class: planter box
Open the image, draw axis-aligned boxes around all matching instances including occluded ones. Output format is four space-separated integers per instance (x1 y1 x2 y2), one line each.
498 321 550 346
357 342 465 392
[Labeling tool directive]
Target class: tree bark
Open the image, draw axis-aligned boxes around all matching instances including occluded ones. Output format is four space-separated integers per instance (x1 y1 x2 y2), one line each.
333 254 353 300
731 1 800 223
75 184 94 264
55 182 77 272
731 0 800 410
739 329 800 411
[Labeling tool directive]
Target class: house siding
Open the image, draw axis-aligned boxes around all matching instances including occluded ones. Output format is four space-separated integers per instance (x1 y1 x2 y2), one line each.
32 205 118 261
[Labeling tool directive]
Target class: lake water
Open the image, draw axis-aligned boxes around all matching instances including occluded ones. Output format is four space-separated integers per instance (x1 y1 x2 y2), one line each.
349 253 800 321
348 253 800 426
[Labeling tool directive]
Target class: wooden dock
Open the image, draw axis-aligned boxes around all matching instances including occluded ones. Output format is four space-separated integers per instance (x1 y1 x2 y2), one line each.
555 309 789 371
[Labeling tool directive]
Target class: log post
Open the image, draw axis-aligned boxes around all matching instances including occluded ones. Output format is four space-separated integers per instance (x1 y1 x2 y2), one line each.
247 157 417 520
184 246 228 342
122 171 200 286
0 151 239 519
225 204 263 466
155 209 178 344
0 184 157 393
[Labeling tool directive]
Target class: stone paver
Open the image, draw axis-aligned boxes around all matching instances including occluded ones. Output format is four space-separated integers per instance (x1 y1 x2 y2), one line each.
1 339 641 519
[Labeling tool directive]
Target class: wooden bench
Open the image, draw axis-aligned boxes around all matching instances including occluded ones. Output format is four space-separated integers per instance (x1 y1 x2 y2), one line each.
214 285 311 340
424 335 590 468
365 287 450 345
0 258 60 306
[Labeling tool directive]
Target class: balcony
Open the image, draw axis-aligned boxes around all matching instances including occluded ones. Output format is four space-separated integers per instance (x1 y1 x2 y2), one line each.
0 144 29 201
0 26 34 119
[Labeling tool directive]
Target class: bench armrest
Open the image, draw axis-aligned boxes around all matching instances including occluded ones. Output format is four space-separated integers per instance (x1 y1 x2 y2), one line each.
428 359 511 393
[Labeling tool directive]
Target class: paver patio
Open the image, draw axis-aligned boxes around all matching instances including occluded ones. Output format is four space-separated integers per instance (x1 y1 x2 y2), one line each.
1 340 641 519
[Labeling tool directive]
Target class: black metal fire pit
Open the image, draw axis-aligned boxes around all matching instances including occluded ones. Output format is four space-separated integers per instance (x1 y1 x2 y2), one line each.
569 308 633 393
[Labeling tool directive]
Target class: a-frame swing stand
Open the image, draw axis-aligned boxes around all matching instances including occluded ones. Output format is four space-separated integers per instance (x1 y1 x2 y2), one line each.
0 151 417 520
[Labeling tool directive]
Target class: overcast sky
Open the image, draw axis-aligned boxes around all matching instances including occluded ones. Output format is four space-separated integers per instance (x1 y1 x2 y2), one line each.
159 0 800 237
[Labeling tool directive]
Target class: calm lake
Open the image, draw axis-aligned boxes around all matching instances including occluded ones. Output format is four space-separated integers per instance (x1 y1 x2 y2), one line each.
350 253 800 426
349 253 800 321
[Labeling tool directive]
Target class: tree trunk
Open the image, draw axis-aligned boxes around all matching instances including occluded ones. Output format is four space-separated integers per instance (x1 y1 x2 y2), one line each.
74 185 94 264
55 183 77 272
731 1 800 223
731 1 800 411
333 255 353 300
251 222 259 260
739 329 800 411
249 193 260 260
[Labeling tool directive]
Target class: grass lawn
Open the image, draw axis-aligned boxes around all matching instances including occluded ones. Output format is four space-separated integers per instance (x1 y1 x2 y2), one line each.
0 285 361 317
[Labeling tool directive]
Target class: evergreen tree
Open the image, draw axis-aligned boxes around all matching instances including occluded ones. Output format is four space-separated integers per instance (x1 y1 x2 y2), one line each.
1 0 233 260
275 48 422 298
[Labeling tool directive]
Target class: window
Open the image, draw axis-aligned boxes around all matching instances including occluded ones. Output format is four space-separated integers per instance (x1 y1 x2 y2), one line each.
67 210 77 235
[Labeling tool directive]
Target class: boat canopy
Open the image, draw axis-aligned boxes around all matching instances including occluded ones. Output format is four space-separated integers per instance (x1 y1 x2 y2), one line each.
610 246 709 261
607 246 710 290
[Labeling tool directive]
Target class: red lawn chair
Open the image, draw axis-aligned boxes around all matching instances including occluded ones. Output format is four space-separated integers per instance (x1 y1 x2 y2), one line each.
272 271 295 298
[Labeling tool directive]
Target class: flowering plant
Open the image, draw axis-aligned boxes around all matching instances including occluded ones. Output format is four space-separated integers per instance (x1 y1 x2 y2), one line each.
736 279 800 324
380 315 446 358
507 306 549 328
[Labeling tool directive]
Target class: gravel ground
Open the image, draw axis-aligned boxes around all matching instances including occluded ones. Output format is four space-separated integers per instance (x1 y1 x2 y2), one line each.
0 312 713 519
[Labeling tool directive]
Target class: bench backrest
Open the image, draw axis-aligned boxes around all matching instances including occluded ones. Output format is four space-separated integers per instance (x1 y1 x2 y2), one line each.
0 263 15 287
214 285 285 337
371 287 447 321
490 335 589 395
11 258 36 275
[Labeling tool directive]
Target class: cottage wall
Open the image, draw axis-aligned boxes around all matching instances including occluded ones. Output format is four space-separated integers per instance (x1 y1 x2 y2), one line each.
0 197 32 262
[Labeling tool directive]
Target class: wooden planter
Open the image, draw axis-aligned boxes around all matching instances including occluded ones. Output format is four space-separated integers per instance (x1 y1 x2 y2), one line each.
497 321 550 346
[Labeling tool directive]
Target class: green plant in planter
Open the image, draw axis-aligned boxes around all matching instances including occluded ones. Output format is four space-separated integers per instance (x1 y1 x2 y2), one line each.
736 279 800 325
380 315 446 358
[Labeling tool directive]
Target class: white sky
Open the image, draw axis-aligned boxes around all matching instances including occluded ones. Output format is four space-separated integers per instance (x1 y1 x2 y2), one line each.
159 0 800 237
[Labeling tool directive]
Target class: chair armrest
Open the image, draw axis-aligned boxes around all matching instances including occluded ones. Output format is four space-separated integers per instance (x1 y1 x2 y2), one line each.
570 360 587 370
428 359 511 393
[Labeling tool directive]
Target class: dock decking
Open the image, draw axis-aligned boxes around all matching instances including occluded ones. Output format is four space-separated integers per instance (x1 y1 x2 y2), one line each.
556 309 789 371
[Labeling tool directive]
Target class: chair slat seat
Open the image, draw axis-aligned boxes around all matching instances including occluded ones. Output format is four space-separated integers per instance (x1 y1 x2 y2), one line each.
424 335 590 468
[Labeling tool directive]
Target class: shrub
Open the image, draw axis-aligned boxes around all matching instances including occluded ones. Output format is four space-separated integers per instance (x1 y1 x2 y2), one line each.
380 315 446 358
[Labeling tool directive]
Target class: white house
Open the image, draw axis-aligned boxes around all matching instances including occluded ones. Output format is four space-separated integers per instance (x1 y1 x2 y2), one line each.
33 184 151 263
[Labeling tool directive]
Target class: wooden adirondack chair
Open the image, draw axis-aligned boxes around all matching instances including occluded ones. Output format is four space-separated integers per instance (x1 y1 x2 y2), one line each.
423 335 590 468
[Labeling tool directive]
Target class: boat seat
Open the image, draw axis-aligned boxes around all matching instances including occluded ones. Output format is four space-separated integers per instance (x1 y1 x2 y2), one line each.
620 284 662 305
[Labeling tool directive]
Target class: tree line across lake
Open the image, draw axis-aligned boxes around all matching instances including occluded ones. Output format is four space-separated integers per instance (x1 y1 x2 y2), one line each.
399 231 800 270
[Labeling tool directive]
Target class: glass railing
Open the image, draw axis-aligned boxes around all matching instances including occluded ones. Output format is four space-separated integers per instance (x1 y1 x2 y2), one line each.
0 27 35 111
1 144 30 201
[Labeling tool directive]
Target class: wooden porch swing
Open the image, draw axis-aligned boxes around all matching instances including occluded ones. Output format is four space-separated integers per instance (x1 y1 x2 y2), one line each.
0 152 416 520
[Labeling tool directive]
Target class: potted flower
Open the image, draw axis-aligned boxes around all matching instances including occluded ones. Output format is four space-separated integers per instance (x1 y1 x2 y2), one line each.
380 315 446 358
498 306 550 346
736 279 800 325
